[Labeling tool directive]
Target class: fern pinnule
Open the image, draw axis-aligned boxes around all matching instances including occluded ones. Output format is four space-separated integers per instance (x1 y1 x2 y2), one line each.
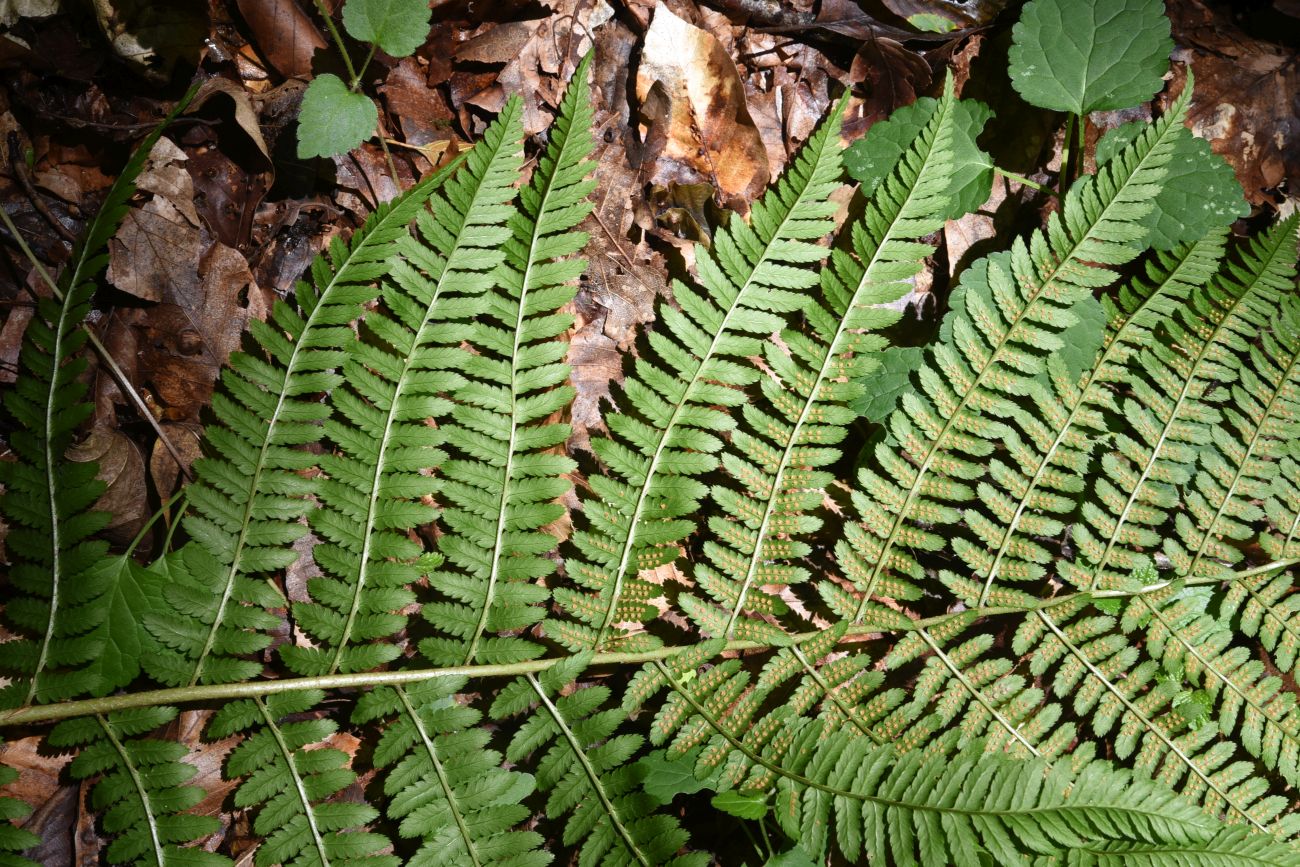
282 100 525 678
550 99 846 654
680 76 960 643
0 95 194 706
423 57 595 668
48 707 226 866
143 160 461 689
209 689 390 866
352 680 548 867
837 76 1196 622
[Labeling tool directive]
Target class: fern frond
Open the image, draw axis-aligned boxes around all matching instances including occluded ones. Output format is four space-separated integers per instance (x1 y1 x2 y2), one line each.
491 656 705 866
282 99 525 678
1066 215 1299 591
422 59 595 667
1066 826 1300 867
0 763 39 866
680 76 959 643
0 95 191 706
1014 600 1299 836
352 680 548 867
551 99 847 653
209 689 390 866
142 159 460 688
629 646 1224 865
837 76 1196 620
939 230 1228 609
48 708 226 866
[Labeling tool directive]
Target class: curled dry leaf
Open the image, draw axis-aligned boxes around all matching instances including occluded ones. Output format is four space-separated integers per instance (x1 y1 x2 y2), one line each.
66 426 147 542
149 421 202 500
635 1 769 207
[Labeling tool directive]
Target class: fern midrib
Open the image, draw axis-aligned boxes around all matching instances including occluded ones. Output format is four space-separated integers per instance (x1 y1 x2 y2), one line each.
721 99 952 639
974 242 1214 605
1184 341 1300 579
591 129 840 649
852 109 1184 620
916 627 1040 755
525 674 651 866
1084 231 1296 592
27 291 79 706
16 566 1298 727
97 714 167 867
256 696 332 865
395 686 481 866
1034 609 1267 830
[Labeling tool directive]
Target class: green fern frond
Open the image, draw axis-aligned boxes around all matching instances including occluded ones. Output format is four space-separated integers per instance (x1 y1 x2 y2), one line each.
491 656 705 867
680 76 959 643
142 159 461 688
837 75 1196 621
551 99 847 653
48 707 226 866
938 230 1229 609
282 99 525 678
209 689 390 866
1065 826 1300 867
422 58 595 667
0 94 193 707
352 680 548 867
0 763 39 866
1067 215 1299 592
629 645 1223 866
1220 565 1300 678
1013 599 1299 836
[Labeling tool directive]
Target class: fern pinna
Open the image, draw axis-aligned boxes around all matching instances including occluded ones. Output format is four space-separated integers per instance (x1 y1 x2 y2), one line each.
4 1 1300 864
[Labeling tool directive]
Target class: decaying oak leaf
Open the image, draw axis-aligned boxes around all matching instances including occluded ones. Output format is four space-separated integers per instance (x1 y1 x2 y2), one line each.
635 2 769 207
106 194 201 303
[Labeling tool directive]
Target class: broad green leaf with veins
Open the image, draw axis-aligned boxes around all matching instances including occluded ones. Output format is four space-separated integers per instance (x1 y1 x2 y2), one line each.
1096 120 1248 249
341 0 431 57
297 73 377 159
1009 0 1173 114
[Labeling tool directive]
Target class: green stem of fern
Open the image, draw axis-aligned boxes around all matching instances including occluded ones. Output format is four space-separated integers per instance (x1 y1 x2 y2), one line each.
3 560 1291 727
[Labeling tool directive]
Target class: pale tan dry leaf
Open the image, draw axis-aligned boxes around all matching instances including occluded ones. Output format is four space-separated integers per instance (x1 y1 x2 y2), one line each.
635 1 770 207
106 194 201 303
149 420 202 499
188 77 273 163
135 136 199 226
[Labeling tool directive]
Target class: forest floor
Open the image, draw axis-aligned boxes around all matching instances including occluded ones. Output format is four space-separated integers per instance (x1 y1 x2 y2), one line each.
0 0 1298 859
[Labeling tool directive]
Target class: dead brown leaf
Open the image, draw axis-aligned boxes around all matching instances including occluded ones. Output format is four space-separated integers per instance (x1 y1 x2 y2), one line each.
635 1 770 208
234 0 327 79
66 426 147 543
106 196 201 304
